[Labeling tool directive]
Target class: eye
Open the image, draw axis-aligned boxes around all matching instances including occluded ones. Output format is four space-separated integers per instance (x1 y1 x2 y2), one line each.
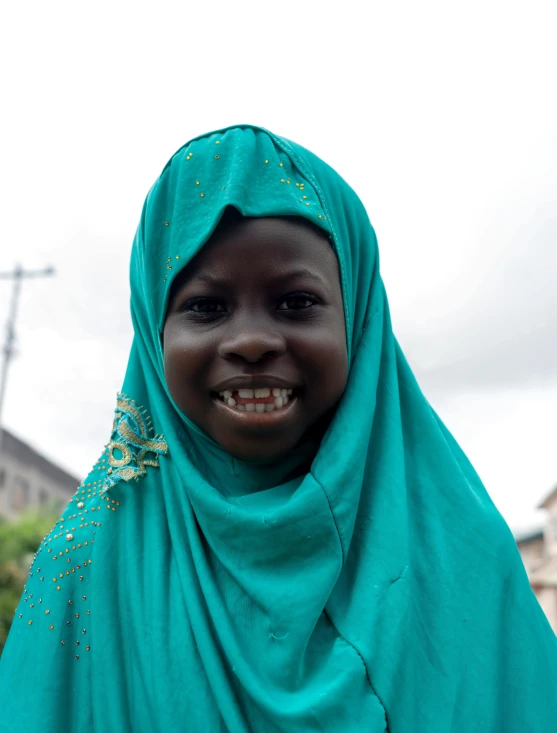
277 292 319 311
181 297 226 315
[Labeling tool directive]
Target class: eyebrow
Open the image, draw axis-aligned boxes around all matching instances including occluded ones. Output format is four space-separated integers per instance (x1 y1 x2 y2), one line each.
188 268 329 287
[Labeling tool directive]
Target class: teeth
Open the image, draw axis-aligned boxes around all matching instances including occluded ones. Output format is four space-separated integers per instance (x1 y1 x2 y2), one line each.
219 386 296 411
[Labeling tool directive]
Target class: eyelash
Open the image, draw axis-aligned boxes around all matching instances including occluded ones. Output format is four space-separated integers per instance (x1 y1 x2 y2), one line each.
181 292 320 318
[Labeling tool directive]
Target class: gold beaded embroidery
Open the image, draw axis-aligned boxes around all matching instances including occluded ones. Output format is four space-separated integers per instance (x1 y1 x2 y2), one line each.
102 394 168 493
17 470 113 658
13 393 167 661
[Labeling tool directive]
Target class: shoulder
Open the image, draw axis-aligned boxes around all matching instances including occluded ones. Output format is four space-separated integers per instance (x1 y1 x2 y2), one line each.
5 478 111 658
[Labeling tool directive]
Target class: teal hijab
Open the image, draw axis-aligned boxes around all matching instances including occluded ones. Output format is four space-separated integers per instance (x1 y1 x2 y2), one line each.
1 125 556 732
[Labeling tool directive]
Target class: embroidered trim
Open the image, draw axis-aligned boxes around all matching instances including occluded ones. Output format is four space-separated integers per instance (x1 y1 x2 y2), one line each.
101 393 168 493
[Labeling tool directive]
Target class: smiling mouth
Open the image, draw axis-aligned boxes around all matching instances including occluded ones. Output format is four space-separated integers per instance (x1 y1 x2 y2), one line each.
212 390 299 431
215 387 295 412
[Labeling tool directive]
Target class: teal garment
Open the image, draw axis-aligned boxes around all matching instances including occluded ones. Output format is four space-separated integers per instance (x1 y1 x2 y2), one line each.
1 125 556 732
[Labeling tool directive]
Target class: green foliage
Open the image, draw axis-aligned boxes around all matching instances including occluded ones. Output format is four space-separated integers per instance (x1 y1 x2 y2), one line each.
0 506 58 654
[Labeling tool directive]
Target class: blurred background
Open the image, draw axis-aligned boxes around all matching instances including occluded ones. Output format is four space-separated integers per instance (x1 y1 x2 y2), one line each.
0 0 556 647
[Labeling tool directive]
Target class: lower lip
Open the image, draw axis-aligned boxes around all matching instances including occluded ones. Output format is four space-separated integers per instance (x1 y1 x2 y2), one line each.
212 395 300 428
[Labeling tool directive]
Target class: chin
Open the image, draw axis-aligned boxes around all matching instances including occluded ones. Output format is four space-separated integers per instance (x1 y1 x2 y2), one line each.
217 436 301 464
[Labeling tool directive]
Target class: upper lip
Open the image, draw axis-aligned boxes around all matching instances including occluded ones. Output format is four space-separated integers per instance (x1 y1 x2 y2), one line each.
211 375 299 392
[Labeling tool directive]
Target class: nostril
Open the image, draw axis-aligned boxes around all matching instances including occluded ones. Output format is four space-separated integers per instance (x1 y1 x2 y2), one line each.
218 333 287 363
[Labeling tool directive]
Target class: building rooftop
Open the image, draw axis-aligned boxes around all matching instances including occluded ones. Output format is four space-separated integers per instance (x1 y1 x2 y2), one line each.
539 483 557 510
515 528 545 545
0 427 80 492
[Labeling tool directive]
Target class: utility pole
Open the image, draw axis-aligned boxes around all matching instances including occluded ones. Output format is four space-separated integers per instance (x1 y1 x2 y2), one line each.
0 265 55 454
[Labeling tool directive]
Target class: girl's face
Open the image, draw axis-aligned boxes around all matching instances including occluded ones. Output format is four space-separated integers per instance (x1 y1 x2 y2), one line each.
163 214 348 462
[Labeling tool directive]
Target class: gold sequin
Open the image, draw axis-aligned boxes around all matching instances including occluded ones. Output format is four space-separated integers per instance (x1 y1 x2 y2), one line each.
215 155 220 159
215 140 220 145
196 180 200 185
164 222 169 227
200 193 205 198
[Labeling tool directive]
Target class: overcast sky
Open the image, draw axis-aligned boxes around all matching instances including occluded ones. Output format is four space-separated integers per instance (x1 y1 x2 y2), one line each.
0 1 555 533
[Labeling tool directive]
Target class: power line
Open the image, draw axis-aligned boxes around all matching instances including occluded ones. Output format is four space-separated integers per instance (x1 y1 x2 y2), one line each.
0 264 55 454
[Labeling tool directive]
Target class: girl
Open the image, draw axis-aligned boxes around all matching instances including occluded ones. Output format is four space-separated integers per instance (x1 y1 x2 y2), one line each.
1 125 556 732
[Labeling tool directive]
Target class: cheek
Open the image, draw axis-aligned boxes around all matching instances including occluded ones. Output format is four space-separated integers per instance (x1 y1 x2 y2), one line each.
162 324 207 405
296 325 348 397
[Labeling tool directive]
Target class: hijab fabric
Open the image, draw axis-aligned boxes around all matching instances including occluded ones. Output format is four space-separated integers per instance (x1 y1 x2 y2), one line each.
1 125 556 732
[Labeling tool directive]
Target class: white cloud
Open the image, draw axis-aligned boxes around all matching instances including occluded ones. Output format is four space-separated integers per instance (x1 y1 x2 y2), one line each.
0 1 556 531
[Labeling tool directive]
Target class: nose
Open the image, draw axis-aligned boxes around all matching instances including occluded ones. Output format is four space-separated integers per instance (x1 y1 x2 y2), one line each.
217 316 286 363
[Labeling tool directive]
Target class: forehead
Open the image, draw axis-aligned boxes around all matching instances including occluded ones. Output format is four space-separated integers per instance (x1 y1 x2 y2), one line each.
185 214 339 277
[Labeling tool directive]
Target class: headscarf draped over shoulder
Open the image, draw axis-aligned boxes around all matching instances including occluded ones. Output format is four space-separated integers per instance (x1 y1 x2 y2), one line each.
1 125 556 733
